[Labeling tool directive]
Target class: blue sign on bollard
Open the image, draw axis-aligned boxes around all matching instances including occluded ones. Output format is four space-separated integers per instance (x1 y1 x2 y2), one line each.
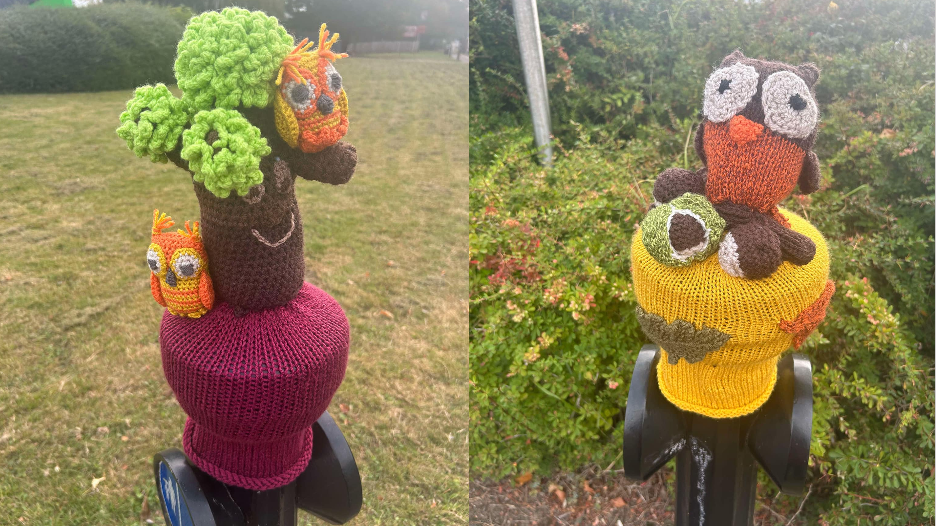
159 461 194 526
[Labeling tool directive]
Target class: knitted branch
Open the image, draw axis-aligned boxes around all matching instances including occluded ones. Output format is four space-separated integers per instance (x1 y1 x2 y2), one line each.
117 84 190 163
180 108 271 198
174 8 294 111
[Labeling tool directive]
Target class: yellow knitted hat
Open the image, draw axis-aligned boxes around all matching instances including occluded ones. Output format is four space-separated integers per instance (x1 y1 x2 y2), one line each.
631 208 833 418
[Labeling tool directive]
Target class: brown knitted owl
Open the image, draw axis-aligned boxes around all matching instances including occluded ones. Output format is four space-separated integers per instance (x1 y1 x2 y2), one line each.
653 50 822 279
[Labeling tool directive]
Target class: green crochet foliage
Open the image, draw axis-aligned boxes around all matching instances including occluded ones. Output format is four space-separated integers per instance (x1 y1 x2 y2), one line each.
174 8 293 111
180 108 271 198
641 192 726 267
116 84 190 163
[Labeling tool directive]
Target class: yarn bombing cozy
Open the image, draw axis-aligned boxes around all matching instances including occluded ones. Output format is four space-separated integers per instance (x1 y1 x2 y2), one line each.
632 51 834 419
119 8 358 490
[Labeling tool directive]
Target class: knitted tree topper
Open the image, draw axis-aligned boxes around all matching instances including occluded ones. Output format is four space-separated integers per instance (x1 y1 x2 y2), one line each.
631 51 834 419
118 9 357 490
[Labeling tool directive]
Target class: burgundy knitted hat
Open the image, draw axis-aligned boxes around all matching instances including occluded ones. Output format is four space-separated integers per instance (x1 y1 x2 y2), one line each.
161 283 349 490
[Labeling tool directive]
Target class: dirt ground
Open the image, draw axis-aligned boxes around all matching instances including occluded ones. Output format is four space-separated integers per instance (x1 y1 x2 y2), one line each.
469 469 674 526
469 467 810 526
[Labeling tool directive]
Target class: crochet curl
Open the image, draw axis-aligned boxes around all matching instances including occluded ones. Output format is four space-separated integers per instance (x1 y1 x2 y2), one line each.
180 108 271 198
174 8 294 111
116 84 190 163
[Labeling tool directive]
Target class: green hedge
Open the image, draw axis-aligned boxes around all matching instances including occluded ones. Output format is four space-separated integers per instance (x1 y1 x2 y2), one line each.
0 3 192 93
469 0 935 523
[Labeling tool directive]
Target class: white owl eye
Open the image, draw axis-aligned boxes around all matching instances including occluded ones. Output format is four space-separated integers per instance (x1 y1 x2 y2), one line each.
703 63 759 123
283 79 316 112
325 63 342 92
173 254 200 279
761 71 818 139
147 248 161 275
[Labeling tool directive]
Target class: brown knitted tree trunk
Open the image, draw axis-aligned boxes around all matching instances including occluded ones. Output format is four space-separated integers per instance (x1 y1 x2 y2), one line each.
165 106 357 312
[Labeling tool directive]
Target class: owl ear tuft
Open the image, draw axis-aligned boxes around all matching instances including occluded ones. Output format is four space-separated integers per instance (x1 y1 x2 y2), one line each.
797 63 820 87
720 49 746 67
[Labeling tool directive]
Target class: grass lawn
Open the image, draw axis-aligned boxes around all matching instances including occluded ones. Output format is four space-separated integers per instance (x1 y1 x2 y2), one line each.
0 52 467 525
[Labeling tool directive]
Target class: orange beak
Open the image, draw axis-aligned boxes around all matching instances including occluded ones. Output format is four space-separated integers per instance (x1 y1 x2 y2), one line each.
728 115 764 146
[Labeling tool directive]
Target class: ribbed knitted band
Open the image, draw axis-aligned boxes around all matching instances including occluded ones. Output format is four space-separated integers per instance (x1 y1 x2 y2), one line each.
657 351 778 418
183 418 314 490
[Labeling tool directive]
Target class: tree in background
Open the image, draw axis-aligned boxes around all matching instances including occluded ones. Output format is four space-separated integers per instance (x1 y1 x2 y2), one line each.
86 0 468 48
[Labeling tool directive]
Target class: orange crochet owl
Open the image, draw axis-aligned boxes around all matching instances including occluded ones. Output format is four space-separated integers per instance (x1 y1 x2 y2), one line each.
274 24 349 153
147 210 214 318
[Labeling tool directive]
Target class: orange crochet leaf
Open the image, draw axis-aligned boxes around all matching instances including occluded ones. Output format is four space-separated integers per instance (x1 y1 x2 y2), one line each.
779 279 835 348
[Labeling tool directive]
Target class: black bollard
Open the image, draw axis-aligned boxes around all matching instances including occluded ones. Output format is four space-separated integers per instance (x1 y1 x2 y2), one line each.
623 345 812 526
154 411 362 526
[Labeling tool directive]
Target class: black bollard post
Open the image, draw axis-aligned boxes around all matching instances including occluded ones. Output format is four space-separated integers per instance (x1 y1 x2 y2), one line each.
154 411 362 526
623 345 812 526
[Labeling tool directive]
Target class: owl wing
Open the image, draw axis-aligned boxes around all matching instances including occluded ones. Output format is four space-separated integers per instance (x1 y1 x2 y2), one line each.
151 273 167 307
199 271 214 311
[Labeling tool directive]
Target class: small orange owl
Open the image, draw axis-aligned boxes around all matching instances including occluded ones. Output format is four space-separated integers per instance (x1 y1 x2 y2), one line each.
274 23 349 153
147 209 214 318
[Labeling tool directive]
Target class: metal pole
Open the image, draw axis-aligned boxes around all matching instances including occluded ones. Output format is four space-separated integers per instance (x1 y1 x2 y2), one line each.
512 0 553 166
623 347 813 526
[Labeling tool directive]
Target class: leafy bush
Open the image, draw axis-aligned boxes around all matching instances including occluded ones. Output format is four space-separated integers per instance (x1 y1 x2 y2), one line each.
0 3 192 93
469 0 935 523
469 124 684 474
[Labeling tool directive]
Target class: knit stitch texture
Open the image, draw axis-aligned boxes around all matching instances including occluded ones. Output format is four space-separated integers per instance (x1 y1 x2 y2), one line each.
117 84 191 163
641 192 725 267
180 108 271 198
160 282 349 490
631 209 831 418
174 8 293 112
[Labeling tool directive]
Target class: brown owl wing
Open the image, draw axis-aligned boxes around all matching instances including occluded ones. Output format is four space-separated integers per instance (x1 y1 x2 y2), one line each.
798 150 821 195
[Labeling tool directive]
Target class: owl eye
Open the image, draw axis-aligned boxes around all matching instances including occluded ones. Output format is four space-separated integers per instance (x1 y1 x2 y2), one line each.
284 79 316 112
702 63 759 123
326 64 342 92
147 246 163 275
761 71 818 139
173 254 200 279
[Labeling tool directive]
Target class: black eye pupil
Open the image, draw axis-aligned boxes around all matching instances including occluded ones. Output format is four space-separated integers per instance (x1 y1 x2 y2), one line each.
148 259 158 271
291 83 310 102
179 263 194 276
789 93 808 111
718 79 731 94
331 72 342 91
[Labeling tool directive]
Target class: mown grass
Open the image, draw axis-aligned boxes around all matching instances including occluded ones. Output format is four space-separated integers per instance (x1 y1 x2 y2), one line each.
0 52 467 525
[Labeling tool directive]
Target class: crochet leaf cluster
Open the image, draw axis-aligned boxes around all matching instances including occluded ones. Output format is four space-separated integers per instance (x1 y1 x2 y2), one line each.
181 108 271 198
174 8 293 111
117 84 190 163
